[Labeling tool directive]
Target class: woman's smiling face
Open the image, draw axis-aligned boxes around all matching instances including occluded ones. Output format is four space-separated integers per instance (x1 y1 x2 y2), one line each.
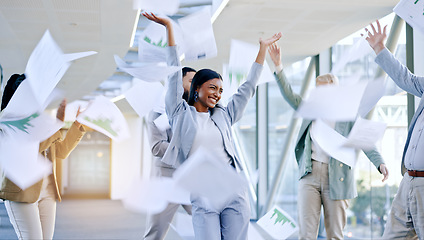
195 78 223 112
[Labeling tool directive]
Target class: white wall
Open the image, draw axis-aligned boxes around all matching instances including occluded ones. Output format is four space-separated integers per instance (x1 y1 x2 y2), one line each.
110 114 144 199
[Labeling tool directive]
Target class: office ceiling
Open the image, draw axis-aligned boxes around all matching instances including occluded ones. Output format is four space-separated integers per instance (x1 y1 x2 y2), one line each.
0 0 399 106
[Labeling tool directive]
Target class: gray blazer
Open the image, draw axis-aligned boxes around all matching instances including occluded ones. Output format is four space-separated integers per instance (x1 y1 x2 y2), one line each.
376 48 424 176
274 70 384 200
146 110 174 170
162 46 263 172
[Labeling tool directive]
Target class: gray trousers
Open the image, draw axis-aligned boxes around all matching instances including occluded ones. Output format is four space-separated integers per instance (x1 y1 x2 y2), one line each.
382 173 424 240
144 165 192 240
191 188 250 240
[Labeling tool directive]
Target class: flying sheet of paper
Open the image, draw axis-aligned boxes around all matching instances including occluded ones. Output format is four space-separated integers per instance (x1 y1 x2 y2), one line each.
343 117 387 151
0 112 63 143
25 30 70 107
152 90 166 114
221 64 240 104
3 30 95 119
178 8 217 61
229 39 275 86
173 148 246 210
115 55 181 82
296 82 368 121
133 0 180 15
123 177 172 214
77 96 130 142
64 100 90 122
331 36 373 75
124 81 165 119
170 212 195 240
394 0 424 35
257 206 297 240
163 177 191 205
0 138 52 190
310 120 357 167
153 113 171 132
138 18 185 62
0 80 40 119
123 177 190 214
358 77 387 117
63 51 97 62
248 223 266 240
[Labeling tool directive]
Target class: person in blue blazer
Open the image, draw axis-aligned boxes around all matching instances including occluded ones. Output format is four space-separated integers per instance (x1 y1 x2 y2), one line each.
142 12 281 240
366 19 424 240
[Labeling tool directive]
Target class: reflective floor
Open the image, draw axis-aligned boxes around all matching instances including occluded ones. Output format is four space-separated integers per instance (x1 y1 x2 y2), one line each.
0 199 183 240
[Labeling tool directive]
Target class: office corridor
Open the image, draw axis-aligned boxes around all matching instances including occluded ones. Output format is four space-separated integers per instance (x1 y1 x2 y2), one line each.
0 199 183 239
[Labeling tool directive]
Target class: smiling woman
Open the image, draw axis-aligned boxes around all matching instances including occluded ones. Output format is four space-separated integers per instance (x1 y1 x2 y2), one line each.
142 11 281 240
188 69 223 112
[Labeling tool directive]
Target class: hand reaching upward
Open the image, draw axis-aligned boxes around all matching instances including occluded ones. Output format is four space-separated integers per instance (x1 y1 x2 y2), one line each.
364 20 387 55
268 43 281 67
56 99 66 122
256 32 282 65
142 12 175 46
260 32 282 48
142 12 171 27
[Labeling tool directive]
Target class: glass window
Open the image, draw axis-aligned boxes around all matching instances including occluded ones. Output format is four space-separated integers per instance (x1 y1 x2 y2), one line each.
334 13 406 239
268 57 313 223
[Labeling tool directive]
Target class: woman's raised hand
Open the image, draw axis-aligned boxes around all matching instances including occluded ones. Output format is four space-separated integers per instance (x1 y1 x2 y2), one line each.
142 12 175 46
255 32 282 65
142 12 171 27
260 32 282 48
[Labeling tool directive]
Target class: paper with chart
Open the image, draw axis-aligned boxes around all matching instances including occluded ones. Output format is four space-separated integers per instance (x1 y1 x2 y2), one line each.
229 39 275 86
0 112 62 189
296 82 368 121
0 113 62 143
394 0 424 35
257 206 297 240
77 96 130 142
178 8 217 61
0 138 52 190
115 55 181 82
310 120 357 167
342 117 387 151
65 100 89 122
124 81 165 118
133 0 180 15
138 18 185 62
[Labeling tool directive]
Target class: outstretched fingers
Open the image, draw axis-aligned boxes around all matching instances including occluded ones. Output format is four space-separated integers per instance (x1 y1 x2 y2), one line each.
260 32 282 47
142 12 170 26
